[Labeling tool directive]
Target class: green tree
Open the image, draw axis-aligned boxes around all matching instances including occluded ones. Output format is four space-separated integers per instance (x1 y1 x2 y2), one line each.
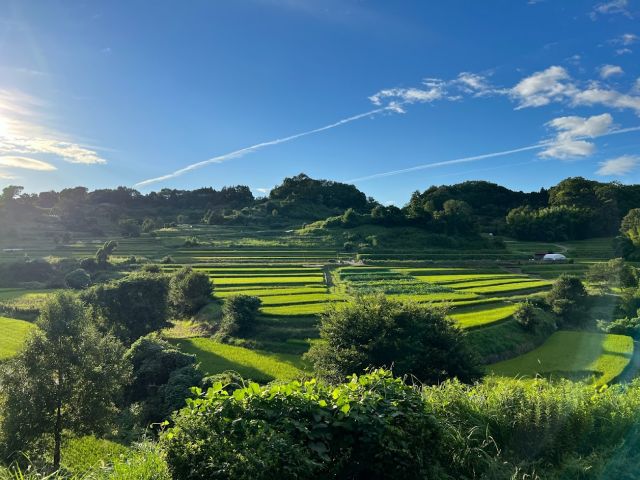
514 301 539 331
118 218 141 237
125 334 203 425
216 295 262 340
547 275 588 325
0 293 129 470
95 240 118 267
306 295 481 384
141 217 156 233
586 258 637 290
82 272 170 343
64 268 91 289
169 267 213 317
621 208 640 246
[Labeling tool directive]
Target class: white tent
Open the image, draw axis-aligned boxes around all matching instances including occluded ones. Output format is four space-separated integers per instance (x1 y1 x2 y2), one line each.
542 253 567 261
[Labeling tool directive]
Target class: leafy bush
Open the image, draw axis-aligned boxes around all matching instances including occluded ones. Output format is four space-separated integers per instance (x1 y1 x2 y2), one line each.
216 295 262 341
161 369 444 480
306 295 481 384
599 316 640 338
168 267 212 317
125 334 203 425
514 301 538 331
82 273 170 344
118 219 141 238
547 275 588 326
65 268 91 289
586 258 637 290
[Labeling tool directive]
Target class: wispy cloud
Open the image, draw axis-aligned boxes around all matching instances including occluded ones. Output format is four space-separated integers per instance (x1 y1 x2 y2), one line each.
599 64 624 79
597 154 640 175
134 107 392 187
0 155 56 171
539 113 613 159
0 88 108 169
591 0 632 19
348 124 640 183
347 143 547 183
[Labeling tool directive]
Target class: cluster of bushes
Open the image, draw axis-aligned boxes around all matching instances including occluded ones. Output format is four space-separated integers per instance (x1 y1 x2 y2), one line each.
159 369 640 479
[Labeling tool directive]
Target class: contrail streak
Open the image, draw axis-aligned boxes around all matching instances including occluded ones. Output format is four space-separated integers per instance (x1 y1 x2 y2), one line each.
134 107 392 188
347 125 640 183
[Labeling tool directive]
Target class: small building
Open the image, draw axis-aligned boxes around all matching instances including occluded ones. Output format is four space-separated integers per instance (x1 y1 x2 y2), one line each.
543 253 567 262
533 252 547 261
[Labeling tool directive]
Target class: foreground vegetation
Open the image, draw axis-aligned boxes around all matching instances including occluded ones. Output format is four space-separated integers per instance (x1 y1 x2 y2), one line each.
4 175 640 477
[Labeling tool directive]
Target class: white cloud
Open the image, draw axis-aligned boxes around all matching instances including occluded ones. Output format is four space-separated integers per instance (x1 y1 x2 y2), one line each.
509 66 577 108
456 72 491 94
572 87 640 114
369 80 446 113
0 156 56 171
599 64 624 79
539 113 613 159
620 33 638 45
591 0 632 18
597 155 640 175
505 66 640 116
0 88 108 167
255 187 270 194
0 171 16 179
616 48 633 55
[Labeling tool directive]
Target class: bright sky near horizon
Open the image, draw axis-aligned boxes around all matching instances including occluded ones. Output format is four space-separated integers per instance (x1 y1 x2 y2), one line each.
1 0 640 205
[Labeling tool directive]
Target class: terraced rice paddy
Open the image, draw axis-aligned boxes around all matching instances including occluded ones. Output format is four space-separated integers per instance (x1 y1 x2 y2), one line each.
489 331 634 386
1 226 623 386
0 316 34 360
449 303 519 329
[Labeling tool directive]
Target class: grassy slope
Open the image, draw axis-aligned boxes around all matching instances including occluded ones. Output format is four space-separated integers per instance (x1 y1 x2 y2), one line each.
0 316 34 360
489 331 634 386
171 338 307 382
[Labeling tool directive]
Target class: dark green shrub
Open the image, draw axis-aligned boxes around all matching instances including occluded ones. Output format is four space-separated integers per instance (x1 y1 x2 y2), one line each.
82 272 170 344
161 369 444 480
64 268 91 289
514 301 538 331
216 295 261 340
547 275 588 326
305 295 481 384
125 334 203 425
169 267 212 317
599 316 640 338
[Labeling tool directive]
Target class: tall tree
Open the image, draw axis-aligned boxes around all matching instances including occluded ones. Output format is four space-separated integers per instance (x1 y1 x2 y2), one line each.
0 293 129 470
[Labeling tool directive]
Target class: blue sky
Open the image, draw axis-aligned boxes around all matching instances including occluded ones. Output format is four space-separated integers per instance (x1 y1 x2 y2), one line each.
1 0 640 205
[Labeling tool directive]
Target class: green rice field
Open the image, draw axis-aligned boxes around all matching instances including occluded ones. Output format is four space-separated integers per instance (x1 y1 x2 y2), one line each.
489 331 634 386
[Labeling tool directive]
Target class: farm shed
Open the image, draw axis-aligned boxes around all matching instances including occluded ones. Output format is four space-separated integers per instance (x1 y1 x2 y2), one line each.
543 253 567 261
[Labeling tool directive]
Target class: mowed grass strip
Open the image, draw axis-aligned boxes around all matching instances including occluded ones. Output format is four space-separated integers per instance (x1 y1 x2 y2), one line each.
258 293 343 306
464 280 552 294
489 331 634 386
449 303 519 329
215 286 327 297
213 276 323 286
171 338 306 382
445 277 536 289
386 292 479 303
262 302 339 316
415 274 524 284
0 316 35 359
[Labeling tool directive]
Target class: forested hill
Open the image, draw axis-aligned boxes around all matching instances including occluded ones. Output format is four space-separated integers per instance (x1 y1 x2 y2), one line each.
2 174 640 243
